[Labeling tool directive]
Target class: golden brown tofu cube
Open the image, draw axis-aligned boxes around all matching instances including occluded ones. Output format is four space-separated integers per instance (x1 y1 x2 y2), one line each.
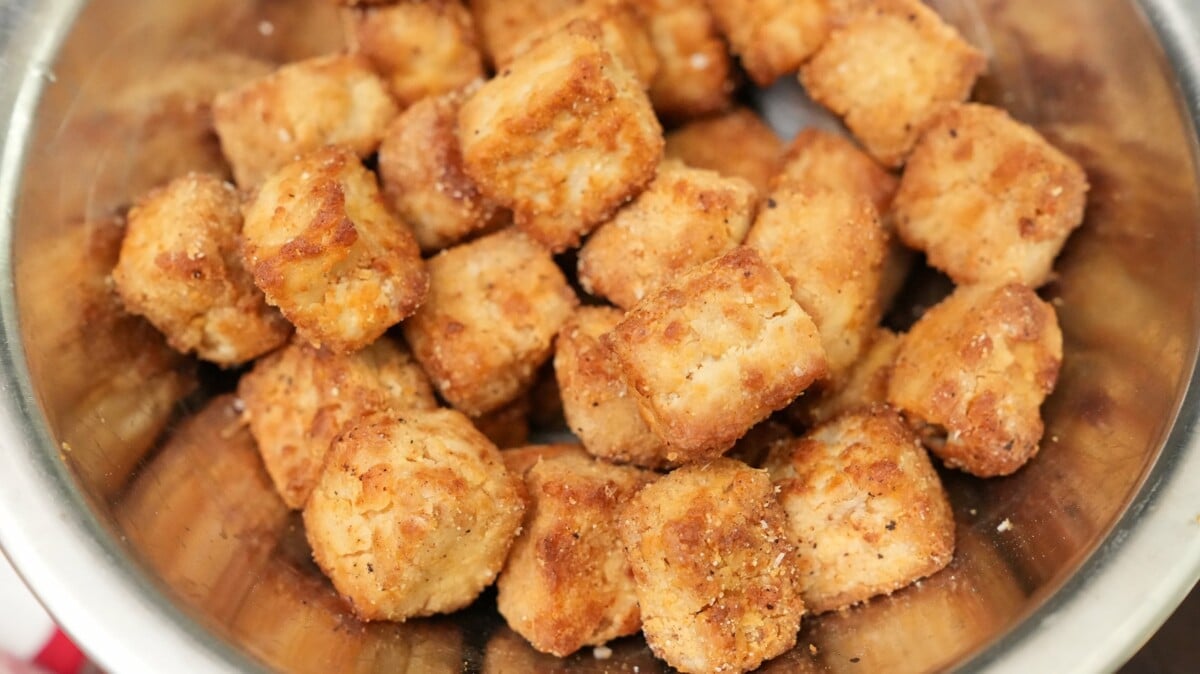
791 327 902 428
664 107 785 197
555 307 671 468
304 409 524 621
237 337 437 509
619 458 804 674
637 0 734 121
242 147 428 354
577 160 758 309
799 0 986 167
403 230 579 417
491 0 660 90
469 0 582 67
112 173 290 366
458 24 663 251
607 247 827 462
343 1 485 108
887 283 1063 477
497 445 655 657
892 103 1089 287
213 54 399 188
766 407 955 613
746 185 887 379
377 88 508 253
708 0 831 86
775 128 897 212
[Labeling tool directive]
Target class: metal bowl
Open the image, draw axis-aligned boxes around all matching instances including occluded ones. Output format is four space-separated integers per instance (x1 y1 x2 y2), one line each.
1 1 1199 672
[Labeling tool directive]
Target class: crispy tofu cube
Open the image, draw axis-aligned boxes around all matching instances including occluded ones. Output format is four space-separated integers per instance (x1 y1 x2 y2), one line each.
242 147 428 354
497 445 655 656
638 0 734 120
578 160 758 309
799 0 986 166
491 1 660 90
458 25 663 251
664 107 784 197
237 337 437 509
471 394 532 449
791 327 902 428
606 247 827 462
708 0 831 85
765 406 955 613
469 0 582 67
213 54 399 188
892 103 1089 287
304 409 524 620
555 307 671 468
377 88 508 253
619 458 804 674
746 186 887 379
343 1 484 108
403 230 579 416
887 283 1063 477
112 173 290 366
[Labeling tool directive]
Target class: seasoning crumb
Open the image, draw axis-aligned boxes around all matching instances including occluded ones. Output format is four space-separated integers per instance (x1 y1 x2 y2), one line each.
997 518 1013 533
593 646 613 660
850 657 861 663
809 643 819 655
60 441 72 453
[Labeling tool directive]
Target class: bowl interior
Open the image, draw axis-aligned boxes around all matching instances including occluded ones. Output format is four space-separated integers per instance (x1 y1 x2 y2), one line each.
7 0 1200 672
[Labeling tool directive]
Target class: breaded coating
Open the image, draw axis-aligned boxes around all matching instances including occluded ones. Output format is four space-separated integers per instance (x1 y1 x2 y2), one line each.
664 107 784 197
343 1 485 108
746 185 887 379
637 0 734 120
497 446 655 657
403 230 579 417
707 0 831 86
458 24 663 251
112 173 290 366
892 103 1089 287
237 337 437 509
577 160 758 309
765 407 955 613
792 327 902 428
887 283 1063 477
472 394 532 449
494 0 661 90
242 147 428 354
304 409 524 621
213 54 399 188
377 88 508 253
619 459 804 674
469 0 582 67
799 0 986 167
606 247 827 462
555 307 670 468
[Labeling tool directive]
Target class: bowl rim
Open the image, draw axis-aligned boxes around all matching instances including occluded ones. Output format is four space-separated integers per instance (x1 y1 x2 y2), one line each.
0 1 1197 673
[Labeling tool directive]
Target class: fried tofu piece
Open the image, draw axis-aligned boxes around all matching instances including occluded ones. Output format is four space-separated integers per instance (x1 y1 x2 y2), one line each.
707 0 831 86
799 0 986 166
638 0 734 120
664 107 784 197
237 337 437 509
213 54 399 188
343 1 485 108
791 327 902 428
887 283 1063 477
242 147 428 354
112 173 290 366
491 0 660 90
377 88 508 253
746 185 887 379
469 0 582 67
577 160 758 309
472 394 532 449
304 408 524 621
458 24 663 251
555 307 671 468
606 247 827 462
619 458 804 674
765 406 955 613
497 445 655 657
892 103 1089 287
403 230 579 417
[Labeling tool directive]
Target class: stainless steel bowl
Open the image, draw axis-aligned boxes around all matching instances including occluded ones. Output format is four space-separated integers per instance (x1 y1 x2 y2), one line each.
1 1 1199 672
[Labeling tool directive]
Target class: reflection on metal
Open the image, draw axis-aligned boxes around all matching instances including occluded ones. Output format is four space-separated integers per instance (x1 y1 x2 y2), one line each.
0 0 1198 673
